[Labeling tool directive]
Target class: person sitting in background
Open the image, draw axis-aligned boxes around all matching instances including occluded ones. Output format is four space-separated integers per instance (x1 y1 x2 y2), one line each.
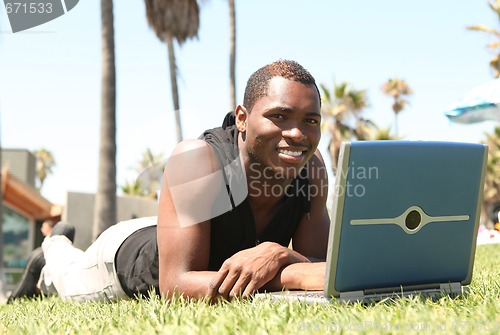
6 220 75 303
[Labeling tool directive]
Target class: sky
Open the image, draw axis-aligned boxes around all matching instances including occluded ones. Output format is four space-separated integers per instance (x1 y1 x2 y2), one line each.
0 0 499 205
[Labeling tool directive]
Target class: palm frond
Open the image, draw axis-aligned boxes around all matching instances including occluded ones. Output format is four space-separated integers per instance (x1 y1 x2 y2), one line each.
145 0 200 44
319 83 331 103
466 24 500 35
488 0 500 18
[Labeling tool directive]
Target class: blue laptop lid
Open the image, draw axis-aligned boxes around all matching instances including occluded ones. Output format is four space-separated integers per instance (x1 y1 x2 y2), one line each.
325 141 487 297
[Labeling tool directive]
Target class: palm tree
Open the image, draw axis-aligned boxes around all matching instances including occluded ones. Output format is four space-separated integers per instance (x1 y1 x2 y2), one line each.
121 179 148 198
467 0 500 78
121 149 165 199
466 1 500 226
320 82 371 172
371 126 399 140
229 0 236 110
93 0 117 241
144 0 201 143
381 78 413 137
33 148 56 191
483 127 500 226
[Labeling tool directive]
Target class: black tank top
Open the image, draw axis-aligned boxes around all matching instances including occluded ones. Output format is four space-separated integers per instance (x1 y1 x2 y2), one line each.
116 112 311 297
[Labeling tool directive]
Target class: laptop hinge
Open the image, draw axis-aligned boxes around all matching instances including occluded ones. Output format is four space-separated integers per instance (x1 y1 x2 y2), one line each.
339 283 464 303
439 282 462 295
339 290 365 302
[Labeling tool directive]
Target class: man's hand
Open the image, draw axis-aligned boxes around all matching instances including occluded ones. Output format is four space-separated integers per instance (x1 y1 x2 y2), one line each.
208 242 290 300
278 262 326 291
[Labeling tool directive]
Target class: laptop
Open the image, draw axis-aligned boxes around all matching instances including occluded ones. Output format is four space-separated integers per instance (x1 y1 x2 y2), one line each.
256 141 488 303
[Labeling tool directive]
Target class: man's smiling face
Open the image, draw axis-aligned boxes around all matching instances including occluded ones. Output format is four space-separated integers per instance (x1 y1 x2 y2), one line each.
238 76 322 180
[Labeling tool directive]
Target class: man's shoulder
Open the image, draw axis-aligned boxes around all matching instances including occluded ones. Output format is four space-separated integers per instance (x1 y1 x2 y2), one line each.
166 140 221 180
305 150 328 182
173 139 211 153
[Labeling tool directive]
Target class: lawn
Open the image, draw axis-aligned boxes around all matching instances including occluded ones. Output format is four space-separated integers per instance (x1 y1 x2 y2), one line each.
1 243 500 334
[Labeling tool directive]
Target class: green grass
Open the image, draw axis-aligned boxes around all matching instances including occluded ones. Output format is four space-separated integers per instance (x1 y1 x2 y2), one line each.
2 244 500 334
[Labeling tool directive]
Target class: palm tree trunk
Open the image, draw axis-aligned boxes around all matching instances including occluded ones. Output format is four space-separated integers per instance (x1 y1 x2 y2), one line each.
394 112 399 138
166 33 183 143
329 123 342 173
93 0 117 241
229 0 236 110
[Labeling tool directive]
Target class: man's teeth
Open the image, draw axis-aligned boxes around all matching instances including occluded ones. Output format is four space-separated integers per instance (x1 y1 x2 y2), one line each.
279 149 302 157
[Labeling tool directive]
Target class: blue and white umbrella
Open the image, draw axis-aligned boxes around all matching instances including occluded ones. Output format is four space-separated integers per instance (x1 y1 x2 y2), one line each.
445 79 500 124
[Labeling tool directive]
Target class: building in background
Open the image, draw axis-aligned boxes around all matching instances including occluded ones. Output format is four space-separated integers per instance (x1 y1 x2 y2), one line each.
64 192 158 250
1 149 158 290
1 149 59 287
2 149 37 188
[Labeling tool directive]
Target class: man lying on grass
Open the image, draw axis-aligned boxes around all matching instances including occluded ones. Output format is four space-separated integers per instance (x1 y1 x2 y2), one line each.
37 59 330 302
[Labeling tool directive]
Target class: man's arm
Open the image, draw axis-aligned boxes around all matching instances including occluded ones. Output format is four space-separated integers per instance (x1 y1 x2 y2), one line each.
158 140 307 300
291 149 331 260
212 150 331 296
262 261 326 292
207 240 314 299
254 150 330 293
157 140 219 300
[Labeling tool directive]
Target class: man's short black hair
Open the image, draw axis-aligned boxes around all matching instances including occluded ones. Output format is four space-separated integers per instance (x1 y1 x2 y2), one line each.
243 59 321 111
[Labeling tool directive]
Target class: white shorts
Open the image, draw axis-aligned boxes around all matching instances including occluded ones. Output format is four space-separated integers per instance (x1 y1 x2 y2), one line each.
39 217 158 302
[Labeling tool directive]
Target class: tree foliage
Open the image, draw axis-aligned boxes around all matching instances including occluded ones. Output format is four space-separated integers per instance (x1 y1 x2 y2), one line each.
381 77 413 137
483 127 500 224
121 149 165 199
321 82 373 172
144 0 201 143
467 0 500 78
33 148 56 191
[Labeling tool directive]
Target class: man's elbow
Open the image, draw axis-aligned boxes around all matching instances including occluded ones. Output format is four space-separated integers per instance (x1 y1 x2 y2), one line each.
158 274 217 303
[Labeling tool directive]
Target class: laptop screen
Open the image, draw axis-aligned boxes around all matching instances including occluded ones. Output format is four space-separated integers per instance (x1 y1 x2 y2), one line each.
325 141 487 297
